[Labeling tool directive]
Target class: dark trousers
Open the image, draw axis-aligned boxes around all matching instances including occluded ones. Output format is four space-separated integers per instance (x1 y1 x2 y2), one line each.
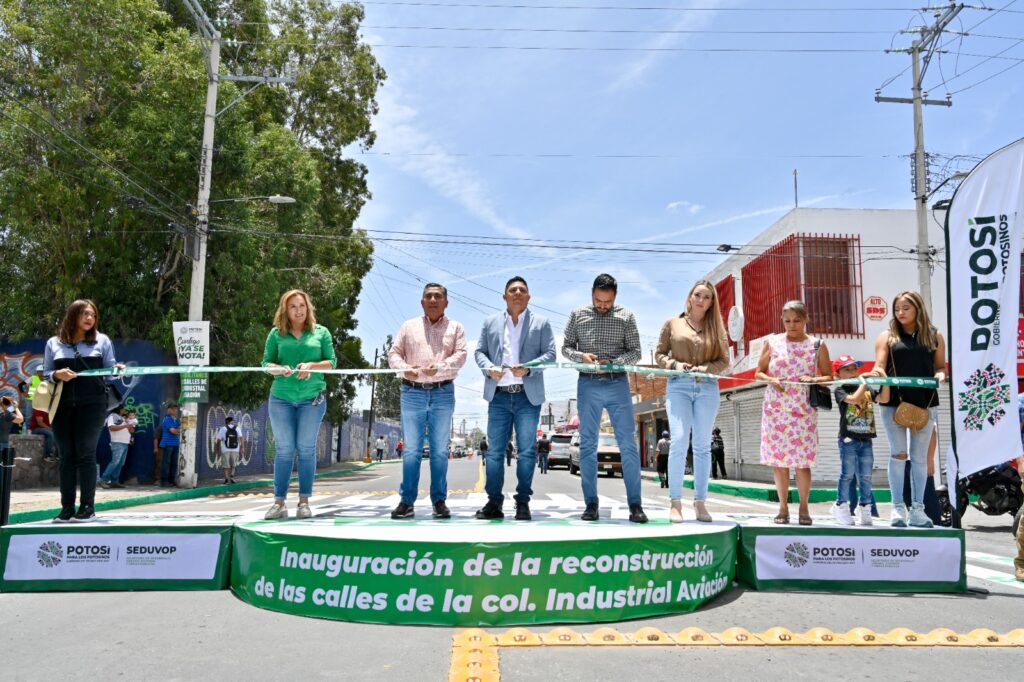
52 401 106 510
656 453 669 488
711 448 727 478
161 445 179 484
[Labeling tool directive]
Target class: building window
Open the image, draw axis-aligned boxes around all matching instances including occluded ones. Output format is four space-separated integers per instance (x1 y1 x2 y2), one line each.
741 233 864 344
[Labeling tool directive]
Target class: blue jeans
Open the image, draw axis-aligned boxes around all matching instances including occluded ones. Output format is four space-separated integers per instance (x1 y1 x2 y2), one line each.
836 438 873 506
161 445 179 484
878 405 936 506
399 383 455 505
577 374 643 506
666 376 720 501
101 442 129 483
484 390 541 504
32 427 55 458
268 393 327 499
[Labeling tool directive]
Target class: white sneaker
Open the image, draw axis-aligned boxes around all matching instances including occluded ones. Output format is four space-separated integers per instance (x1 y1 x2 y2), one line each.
890 502 908 528
857 505 873 526
831 502 854 526
264 502 288 520
908 502 933 528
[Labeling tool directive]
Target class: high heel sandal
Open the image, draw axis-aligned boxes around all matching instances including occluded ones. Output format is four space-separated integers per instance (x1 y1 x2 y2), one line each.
798 511 813 526
773 510 790 524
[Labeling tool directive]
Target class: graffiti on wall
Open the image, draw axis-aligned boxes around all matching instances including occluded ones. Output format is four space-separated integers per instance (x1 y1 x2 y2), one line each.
0 352 42 404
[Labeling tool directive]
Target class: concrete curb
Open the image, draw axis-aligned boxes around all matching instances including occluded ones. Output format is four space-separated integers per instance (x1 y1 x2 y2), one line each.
7 461 380 525
639 470 894 504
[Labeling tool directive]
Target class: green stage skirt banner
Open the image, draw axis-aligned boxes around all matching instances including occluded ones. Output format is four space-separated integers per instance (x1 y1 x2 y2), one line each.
736 521 966 593
232 519 738 626
0 515 235 592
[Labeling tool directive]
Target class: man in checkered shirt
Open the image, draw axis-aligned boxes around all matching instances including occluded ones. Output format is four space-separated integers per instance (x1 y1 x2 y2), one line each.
561 273 648 523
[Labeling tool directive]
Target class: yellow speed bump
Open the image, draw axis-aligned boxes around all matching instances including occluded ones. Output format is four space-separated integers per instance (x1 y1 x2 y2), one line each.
629 627 673 645
923 628 971 646
671 627 720 646
802 627 849 645
884 628 930 646
1005 628 1024 645
715 627 765 645
844 627 890 646
965 628 1015 646
760 627 810 646
540 627 585 646
583 627 631 645
453 629 498 648
496 628 542 647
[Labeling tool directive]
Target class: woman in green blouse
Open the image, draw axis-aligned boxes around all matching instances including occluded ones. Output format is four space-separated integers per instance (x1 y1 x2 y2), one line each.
261 290 337 519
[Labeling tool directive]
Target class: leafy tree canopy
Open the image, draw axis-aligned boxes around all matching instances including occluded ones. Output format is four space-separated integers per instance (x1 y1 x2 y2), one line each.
0 0 386 421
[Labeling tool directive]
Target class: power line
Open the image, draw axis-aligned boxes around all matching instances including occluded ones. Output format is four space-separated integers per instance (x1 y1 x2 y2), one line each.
354 2 926 12
237 39 883 53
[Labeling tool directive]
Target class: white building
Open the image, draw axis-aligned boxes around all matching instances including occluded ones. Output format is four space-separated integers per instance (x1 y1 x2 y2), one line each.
702 207 954 485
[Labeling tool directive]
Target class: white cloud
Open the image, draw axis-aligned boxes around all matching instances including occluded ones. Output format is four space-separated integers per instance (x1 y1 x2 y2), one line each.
666 200 705 215
372 88 531 240
605 0 726 92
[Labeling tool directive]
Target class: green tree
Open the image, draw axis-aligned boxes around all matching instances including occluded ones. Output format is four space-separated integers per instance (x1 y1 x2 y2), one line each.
0 0 385 421
372 335 401 421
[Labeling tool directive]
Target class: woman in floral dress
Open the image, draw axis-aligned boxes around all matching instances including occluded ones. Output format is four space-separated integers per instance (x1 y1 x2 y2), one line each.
754 300 832 525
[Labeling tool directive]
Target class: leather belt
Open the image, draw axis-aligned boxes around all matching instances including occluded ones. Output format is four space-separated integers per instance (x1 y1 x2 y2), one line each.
580 372 627 380
496 384 524 393
402 379 453 390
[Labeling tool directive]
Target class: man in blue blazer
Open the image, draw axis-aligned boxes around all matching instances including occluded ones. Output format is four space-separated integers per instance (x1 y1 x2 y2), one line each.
474 276 556 521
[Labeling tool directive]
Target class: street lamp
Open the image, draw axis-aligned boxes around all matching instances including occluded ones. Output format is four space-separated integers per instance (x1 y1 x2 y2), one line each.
208 194 297 205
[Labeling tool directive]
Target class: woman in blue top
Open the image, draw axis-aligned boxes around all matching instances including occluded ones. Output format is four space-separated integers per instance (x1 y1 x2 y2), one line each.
44 299 121 522
261 290 337 520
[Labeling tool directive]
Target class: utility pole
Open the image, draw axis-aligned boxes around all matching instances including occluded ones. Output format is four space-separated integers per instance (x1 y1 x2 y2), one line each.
367 347 379 462
793 169 798 208
875 2 963 313
179 0 294 487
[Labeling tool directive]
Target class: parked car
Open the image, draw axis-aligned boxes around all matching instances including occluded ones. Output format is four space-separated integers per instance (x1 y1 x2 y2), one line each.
569 432 622 477
547 433 574 469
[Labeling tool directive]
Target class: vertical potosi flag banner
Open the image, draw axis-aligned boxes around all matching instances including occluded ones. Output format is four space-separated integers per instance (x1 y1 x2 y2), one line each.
946 138 1024 477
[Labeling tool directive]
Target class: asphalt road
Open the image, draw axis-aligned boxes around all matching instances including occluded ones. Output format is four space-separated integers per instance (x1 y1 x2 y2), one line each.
2 458 1022 680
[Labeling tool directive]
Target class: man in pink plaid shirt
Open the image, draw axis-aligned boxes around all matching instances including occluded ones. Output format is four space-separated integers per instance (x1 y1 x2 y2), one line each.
388 283 467 520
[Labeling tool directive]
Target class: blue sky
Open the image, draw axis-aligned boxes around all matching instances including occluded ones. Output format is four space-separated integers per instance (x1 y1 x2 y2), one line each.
346 1 1024 428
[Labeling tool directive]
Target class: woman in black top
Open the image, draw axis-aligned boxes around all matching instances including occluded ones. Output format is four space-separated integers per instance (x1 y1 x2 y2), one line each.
869 291 946 529
43 300 122 522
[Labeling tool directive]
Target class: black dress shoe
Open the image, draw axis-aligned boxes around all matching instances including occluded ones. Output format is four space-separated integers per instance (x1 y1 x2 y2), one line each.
514 501 532 521
432 501 451 519
629 503 649 524
390 502 415 519
475 501 504 520
581 503 599 521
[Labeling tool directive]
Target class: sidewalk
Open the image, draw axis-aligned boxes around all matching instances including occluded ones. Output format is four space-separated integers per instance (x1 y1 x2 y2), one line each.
5 460 375 524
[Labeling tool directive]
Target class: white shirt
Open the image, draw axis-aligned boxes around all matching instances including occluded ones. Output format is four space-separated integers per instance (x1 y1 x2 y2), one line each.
217 425 242 452
106 413 132 444
497 311 525 387
375 437 386 449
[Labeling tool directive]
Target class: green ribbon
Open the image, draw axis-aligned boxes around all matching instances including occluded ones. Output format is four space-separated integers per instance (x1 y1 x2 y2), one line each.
522 361 939 388
77 362 940 389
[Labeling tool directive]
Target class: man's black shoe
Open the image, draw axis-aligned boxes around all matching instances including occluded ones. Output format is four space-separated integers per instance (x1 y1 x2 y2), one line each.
72 505 96 522
52 507 74 523
629 504 649 524
581 503 599 521
390 502 415 519
514 501 532 521
432 501 451 519
475 501 504 520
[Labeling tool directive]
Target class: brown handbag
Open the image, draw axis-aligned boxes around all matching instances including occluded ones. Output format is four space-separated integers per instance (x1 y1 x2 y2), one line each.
889 337 935 432
893 401 930 431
